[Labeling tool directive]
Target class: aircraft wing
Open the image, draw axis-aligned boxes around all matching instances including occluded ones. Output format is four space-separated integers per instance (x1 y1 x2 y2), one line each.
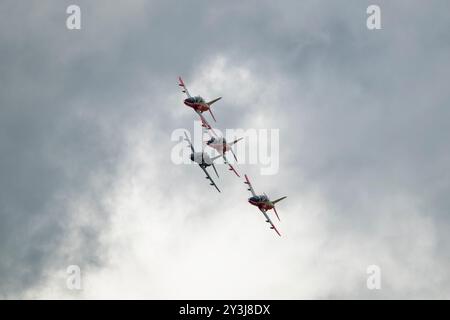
178 76 191 98
183 132 195 153
223 154 240 177
196 110 212 129
231 137 243 145
244 174 257 197
195 110 218 137
199 165 221 193
260 208 281 237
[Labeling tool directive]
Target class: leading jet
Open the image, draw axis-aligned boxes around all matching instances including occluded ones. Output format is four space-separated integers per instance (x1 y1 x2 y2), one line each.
178 76 222 133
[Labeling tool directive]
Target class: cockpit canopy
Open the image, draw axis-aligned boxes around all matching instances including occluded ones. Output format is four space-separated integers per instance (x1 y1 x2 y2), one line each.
195 96 205 103
186 96 205 104
207 137 226 145
249 195 269 202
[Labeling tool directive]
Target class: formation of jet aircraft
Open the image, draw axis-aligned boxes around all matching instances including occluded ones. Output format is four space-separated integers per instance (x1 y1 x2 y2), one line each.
178 77 287 236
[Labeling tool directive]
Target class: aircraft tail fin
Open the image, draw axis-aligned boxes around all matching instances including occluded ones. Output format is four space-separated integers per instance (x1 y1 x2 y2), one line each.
273 206 281 221
231 137 243 146
272 196 287 205
209 109 217 122
207 97 222 106
212 163 219 178
207 97 221 122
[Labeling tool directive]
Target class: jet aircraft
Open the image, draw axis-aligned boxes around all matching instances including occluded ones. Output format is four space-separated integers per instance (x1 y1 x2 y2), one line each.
244 174 287 236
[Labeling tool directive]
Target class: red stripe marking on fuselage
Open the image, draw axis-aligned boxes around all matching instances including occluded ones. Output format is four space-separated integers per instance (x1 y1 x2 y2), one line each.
184 101 210 112
248 199 274 210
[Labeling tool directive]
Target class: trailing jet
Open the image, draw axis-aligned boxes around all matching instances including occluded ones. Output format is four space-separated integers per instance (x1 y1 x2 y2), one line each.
178 76 221 133
184 132 221 193
206 136 243 177
244 174 287 236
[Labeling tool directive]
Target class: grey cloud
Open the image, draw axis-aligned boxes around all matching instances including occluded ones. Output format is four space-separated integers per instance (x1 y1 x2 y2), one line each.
1 0 449 298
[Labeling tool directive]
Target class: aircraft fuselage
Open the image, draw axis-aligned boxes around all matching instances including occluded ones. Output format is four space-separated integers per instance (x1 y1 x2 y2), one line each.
190 152 213 166
184 97 210 112
248 196 274 211
208 143 231 154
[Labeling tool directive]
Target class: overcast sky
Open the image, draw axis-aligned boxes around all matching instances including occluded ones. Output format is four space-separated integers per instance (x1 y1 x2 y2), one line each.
1 0 449 299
